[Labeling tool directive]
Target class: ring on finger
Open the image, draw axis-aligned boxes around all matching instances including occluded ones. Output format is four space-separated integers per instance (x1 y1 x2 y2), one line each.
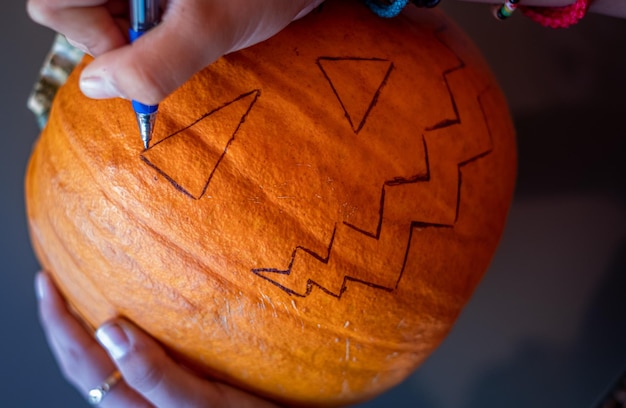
88 370 122 405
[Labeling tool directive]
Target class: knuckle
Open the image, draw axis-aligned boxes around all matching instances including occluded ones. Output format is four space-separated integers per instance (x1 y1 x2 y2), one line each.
78 37 101 56
56 345 88 385
132 65 171 105
84 23 126 57
119 348 166 394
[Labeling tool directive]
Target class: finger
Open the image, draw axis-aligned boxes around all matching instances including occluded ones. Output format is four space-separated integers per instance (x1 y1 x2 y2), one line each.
36 272 112 380
27 0 127 56
294 0 325 20
96 319 278 407
589 0 626 17
79 0 232 104
35 272 150 407
78 0 316 104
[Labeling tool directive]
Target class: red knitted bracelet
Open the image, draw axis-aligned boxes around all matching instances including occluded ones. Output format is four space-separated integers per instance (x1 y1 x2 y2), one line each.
519 0 592 28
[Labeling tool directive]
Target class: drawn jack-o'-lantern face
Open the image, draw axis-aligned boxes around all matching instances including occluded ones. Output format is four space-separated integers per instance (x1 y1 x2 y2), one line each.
26 1 517 405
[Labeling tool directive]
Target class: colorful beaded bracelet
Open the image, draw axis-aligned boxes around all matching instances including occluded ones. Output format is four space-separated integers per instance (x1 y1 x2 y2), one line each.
520 0 592 28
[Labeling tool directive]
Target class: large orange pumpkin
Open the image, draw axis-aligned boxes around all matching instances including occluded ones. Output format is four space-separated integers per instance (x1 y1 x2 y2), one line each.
26 1 517 406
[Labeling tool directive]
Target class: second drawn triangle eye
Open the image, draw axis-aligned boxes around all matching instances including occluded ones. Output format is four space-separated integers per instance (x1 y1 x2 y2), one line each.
141 90 260 200
317 57 393 134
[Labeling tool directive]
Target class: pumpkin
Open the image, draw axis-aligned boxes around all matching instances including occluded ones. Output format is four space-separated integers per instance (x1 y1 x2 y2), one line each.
25 0 517 406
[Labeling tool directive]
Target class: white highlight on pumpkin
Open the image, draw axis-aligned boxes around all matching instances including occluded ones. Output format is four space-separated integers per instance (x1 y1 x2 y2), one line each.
385 351 399 361
396 318 408 329
371 373 380 385
258 292 267 311
259 292 278 318
215 313 230 335
341 378 351 396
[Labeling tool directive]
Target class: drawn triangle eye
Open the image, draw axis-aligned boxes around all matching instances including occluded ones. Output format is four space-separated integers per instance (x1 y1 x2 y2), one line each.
317 57 393 134
141 90 260 199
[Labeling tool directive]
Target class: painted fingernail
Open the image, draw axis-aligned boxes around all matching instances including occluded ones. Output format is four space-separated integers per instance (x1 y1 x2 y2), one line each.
35 273 46 300
80 76 123 99
96 322 131 360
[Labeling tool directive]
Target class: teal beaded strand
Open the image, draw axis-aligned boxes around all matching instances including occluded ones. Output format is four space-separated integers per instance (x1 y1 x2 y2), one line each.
365 0 410 18
365 0 440 18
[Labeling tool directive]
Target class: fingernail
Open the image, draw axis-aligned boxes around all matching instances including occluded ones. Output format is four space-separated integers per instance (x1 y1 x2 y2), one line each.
80 76 123 99
96 322 131 360
35 273 46 300
65 38 90 55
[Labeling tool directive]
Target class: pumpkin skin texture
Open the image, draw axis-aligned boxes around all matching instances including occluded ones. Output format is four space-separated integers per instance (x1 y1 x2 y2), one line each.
26 1 516 406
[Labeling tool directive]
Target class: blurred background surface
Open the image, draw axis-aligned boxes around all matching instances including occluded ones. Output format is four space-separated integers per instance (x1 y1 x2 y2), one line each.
1 1 624 407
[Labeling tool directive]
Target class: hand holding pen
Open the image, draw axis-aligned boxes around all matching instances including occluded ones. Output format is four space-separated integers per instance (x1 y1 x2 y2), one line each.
27 0 325 146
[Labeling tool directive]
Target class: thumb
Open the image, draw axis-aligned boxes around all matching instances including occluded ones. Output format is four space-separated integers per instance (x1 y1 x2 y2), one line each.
78 2 232 105
77 0 323 105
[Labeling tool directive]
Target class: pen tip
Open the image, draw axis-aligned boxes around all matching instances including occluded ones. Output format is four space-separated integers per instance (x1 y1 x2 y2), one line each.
136 112 157 150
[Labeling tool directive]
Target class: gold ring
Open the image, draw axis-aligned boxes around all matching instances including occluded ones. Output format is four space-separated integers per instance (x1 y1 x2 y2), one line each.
87 370 122 405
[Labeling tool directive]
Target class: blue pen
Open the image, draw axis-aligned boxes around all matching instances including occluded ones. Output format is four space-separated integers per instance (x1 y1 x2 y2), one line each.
130 0 160 149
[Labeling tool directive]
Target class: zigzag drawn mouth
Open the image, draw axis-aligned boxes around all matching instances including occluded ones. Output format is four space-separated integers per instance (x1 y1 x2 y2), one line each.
252 26 496 299
252 97 495 299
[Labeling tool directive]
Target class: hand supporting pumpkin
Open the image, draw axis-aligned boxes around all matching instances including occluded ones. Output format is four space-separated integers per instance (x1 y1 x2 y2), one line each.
35 272 279 407
26 0 324 106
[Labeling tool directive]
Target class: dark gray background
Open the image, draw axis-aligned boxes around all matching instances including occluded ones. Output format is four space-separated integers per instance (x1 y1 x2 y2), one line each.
2 2 625 407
